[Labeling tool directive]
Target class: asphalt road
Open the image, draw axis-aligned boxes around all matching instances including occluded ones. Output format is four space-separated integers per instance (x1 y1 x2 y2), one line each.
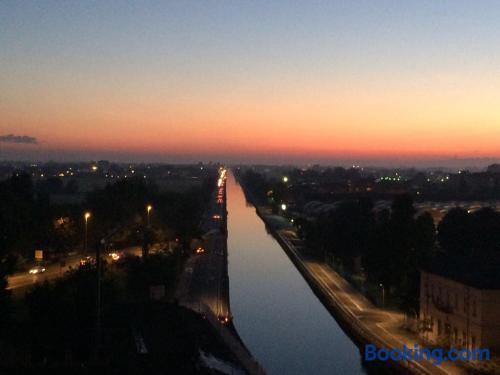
277 229 465 375
175 169 231 321
6 254 82 292
7 246 142 294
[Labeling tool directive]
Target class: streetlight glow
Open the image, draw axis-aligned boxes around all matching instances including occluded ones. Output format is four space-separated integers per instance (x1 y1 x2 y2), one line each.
281 203 287 211
84 211 91 255
283 176 288 183
147 204 153 226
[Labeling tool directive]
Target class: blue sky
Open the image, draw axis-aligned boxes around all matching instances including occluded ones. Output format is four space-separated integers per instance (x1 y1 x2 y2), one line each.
1 1 499 166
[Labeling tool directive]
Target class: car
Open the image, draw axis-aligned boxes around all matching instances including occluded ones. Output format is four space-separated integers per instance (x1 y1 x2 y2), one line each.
218 315 231 324
29 266 46 275
108 252 121 261
79 256 95 266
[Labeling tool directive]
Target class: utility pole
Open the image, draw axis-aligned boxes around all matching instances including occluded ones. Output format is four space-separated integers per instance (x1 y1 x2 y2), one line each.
93 227 120 362
380 283 385 308
84 212 91 255
142 226 150 259
94 238 104 361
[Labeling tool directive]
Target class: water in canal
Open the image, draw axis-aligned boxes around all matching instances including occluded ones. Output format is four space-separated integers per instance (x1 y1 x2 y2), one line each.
226 171 366 375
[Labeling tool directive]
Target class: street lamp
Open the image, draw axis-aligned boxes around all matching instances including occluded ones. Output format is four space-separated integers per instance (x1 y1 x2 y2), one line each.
147 204 152 226
84 212 91 254
379 283 385 308
281 203 287 211
283 176 288 183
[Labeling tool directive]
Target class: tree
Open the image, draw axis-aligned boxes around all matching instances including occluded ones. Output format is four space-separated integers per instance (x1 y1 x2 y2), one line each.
86 177 157 238
363 209 394 284
328 199 374 270
121 253 179 298
24 266 118 363
65 179 79 194
470 208 500 255
363 195 435 312
0 255 15 337
0 173 43 258
437 207 472 256
414 212 436 263
239 170 269 205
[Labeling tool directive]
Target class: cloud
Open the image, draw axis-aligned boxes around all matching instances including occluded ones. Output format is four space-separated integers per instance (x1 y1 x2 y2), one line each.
0 134 38 144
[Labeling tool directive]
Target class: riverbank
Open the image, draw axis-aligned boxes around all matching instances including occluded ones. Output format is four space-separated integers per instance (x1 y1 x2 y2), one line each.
175 169 266 375
237 178 467 375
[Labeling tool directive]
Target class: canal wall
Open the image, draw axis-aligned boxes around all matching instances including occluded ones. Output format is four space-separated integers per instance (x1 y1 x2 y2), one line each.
236 177 434 375
271 230 423 375
181 301 267 375
176 171 267 375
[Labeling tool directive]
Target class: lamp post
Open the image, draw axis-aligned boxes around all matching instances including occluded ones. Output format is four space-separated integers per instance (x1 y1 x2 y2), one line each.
146 205 152 226
379 283 385 307
84 212 91 255
143 205 153 259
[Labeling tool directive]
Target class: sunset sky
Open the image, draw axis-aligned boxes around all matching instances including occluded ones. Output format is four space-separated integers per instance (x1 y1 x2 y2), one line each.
1 1 500 166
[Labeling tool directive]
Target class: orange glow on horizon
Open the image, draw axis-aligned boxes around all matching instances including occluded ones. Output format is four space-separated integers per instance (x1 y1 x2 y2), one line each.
3 71 500 161
2 2 500 163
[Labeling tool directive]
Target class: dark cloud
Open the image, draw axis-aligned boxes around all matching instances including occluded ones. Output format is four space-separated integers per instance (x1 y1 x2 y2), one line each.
0 134 38 144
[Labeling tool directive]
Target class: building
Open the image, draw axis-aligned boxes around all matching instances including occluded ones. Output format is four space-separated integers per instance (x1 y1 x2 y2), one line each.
487 164 500 174
419 255 500 352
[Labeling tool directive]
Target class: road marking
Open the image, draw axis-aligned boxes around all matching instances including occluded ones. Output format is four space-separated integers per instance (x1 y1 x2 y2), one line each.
313 267 365 311
373 323 455 375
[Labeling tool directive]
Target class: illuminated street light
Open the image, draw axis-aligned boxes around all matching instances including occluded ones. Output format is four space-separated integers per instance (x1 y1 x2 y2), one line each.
84 212 91 254
281 203 287 211
283 176 288 183
147 205 153 226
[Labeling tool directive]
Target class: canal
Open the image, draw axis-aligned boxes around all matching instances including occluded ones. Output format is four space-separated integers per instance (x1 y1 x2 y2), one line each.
226 171 366 375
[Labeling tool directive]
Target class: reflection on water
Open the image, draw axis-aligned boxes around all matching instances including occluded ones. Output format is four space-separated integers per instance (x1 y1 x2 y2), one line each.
226 171 366 375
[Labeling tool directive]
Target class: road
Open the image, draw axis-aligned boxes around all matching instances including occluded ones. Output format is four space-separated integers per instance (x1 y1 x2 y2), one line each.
6 253 82 293
175 168 231 321
174 168 266 375
276 228 467 375
6 246 142 294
